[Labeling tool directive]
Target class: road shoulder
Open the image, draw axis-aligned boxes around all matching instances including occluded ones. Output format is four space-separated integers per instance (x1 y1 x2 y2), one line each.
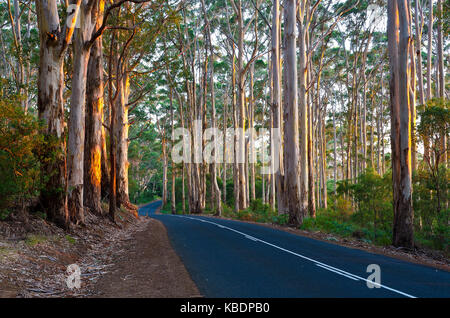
90 217 201 298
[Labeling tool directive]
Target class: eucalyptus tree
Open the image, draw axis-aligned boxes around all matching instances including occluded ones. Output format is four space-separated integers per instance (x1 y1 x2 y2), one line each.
84 0 106 216
67 0 101 224
35 0 81 227
201 0 222 215
387 0 414 248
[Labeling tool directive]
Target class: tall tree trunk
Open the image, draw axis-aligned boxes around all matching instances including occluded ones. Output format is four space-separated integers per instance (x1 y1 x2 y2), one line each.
409 20 417 172
272 0 286 215
298 1 309 219
237 4 247 211
306 22 316 218
437 0 444 100
68 0 96 225
333 102 337 199
232 45 240 213
223 91 228 204
101 103 110 200
415 0 425 106
190 38 202 214
426 0 433 101
84 0 104 216
36 0 79 227
321 108 327 209
115 73 130 207
249 63 256 202
11 0 26 111
182 164 186 213
108 30 117 222
162 136 168 207
284 0 303 226
170 87 176 215
172 80 187 214
201 0 222 215
437 0 447 165
388 0 414 249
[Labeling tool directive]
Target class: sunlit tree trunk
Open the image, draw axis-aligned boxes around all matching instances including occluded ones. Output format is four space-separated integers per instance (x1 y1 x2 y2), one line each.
414 0 425 106
283 0 303 226
172 81 187 214
201 0 222 215
272 0 285 215
36 0 80 227
232 46 240 213
377 72 384 175
236 1 247 210
249 63 256 202
190 34 202 214
409 19 417 173
436 0 447 165
307 55 316 217
426 0 433 101
388 0 414 248
67 0 96 224
297 0 309 219
84 0 104 216
437 0 445 100
223 91 228 204
115 73 131 207
320 107 327 209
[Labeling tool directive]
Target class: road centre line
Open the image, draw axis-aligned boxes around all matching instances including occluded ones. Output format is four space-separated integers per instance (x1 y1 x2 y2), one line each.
170 214 416 298
315 264 359 281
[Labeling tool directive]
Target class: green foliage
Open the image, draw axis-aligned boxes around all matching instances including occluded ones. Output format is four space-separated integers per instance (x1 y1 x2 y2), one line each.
0 209 10 221
128 123 163 204
414 98 449 252
301 213 359 238
221 203 234 218
303 170 391 246
65 235 76 245
301 210 392 247
0 99 47 217
417 98 449 149
413 166 449 251
224 198 279 224
349 168 393 231
271 213 289 226
25 234 47 246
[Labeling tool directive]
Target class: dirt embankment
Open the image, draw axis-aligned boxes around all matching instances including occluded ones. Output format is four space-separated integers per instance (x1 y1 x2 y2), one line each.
91 218 200 298
0 203 200 298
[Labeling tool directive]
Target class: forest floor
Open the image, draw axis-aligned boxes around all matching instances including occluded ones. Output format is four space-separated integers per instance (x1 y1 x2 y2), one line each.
0 203 200 298
200 213 450 272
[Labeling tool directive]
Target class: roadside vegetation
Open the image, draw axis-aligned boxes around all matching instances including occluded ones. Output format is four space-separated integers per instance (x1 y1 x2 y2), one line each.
161 99 449 255
0 0 448 262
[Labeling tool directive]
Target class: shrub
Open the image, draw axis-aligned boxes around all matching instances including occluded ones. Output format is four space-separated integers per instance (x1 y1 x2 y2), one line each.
0 100 46 217
271 213 289 225
222 203 235 218
349 168 393 233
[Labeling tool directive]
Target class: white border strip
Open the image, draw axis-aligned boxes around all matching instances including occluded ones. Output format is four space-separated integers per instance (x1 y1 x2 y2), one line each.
171 215 416 298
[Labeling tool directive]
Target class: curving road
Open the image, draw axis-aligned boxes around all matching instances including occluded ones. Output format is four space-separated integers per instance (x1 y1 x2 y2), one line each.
139 201 450 298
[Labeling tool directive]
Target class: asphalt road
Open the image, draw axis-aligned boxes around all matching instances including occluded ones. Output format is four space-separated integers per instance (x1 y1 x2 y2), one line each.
140 201 450 298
